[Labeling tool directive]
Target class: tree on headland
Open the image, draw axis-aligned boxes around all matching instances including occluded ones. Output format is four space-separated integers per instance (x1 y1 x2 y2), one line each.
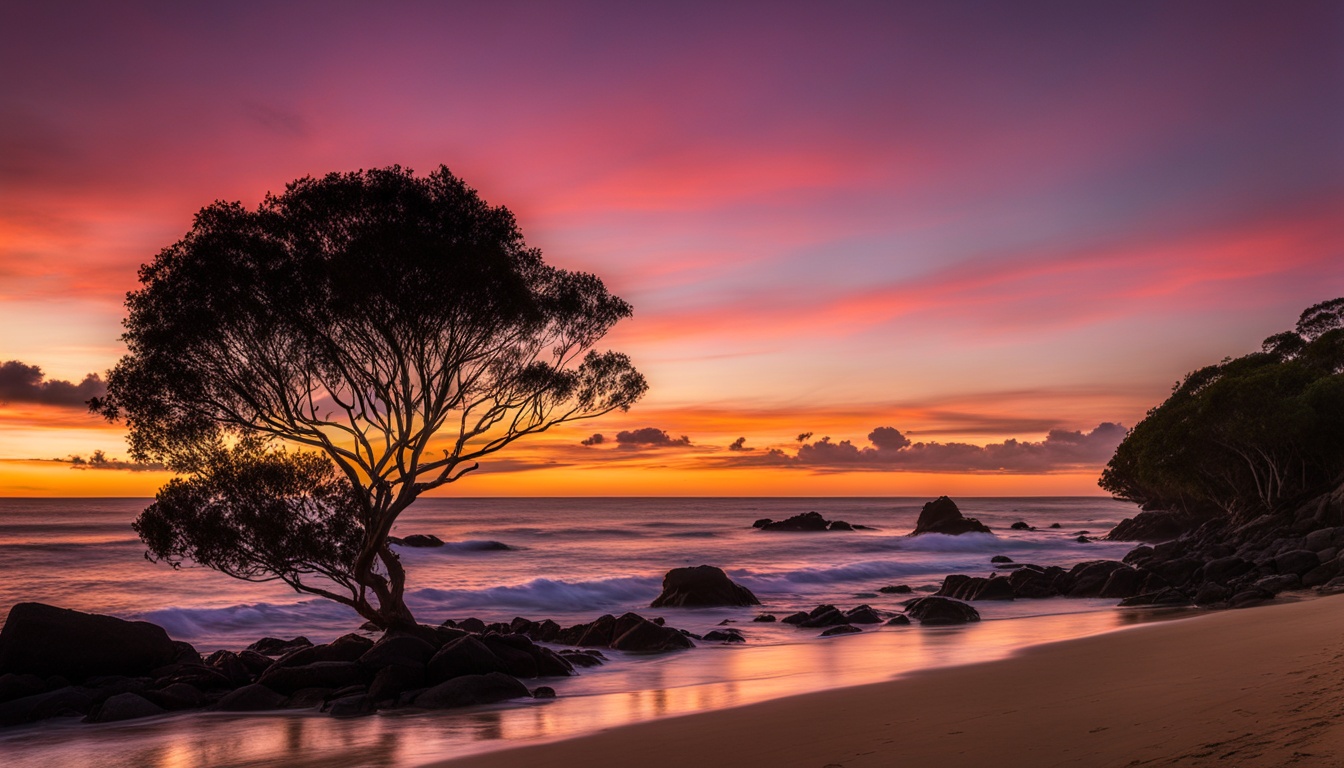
1100 297 1344 520
93 166 647 629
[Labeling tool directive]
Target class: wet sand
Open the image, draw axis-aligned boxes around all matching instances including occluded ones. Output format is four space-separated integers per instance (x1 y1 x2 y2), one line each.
438 594 1344 768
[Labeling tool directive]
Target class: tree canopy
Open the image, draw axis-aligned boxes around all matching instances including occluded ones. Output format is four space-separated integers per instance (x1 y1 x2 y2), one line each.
95 166 647 628
1100 298 1344 520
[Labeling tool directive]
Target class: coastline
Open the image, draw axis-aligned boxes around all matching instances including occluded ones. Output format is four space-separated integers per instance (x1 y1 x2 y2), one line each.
438 593 1344 768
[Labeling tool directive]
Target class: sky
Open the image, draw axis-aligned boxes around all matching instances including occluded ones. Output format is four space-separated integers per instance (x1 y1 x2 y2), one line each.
1 1 1341 496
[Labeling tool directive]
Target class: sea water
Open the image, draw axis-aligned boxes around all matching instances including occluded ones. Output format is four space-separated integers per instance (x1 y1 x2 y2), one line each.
0 497 1182 767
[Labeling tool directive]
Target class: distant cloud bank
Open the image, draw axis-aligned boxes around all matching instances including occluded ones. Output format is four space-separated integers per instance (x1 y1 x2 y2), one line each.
728 423 1126 473
0 361 105 407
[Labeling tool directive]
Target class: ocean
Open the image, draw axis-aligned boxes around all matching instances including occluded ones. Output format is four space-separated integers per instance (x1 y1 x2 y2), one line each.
0 496 1183 767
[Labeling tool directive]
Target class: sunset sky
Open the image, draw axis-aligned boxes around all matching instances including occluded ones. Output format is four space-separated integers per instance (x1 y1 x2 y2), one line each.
1 2 1341 496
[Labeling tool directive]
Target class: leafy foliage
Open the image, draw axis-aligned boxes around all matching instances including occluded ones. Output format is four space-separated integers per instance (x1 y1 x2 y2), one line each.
1100 298 1344 519
96 166 647 626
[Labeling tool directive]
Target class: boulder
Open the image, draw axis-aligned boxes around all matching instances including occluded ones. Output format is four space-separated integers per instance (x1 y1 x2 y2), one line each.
481 636 540 678
1007 566 1061 599
532 686 556 699
1201 556 1256 584
610 617 695 652
557 650 605 668
878 585 913 594
702 629 745 643
0 673 48 704
885 615 912 626
0 603 179 682
1067 561 1131 597
1098 566 1145 599
427 636 508 683
908 497 992 536
359 635 437 671
144 682 203 711
820 625 861 636
800 606 847 628
843 605 884 624
990 555 1014 564
1271 549 1319 576
325 694 375 717
414 672 531 709
1106 510 1200 542
1117 588 1193 607
399 534 445 547
754 511 830 531
258 661 366 695
216 683 288 712
246 636 313 656
752 614 777 622
650 565 760 607
85 692 164 723
903 597 980 625
1010 522 1032 531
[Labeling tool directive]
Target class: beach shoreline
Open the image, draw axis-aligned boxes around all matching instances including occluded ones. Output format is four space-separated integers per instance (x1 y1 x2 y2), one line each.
437 593 1344 768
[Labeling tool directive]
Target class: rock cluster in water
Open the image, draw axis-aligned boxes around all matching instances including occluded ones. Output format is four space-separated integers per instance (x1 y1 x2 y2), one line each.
908 496 993 536
752 511 872 532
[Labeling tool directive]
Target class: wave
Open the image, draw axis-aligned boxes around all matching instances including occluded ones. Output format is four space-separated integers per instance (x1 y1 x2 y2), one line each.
411 575 662 615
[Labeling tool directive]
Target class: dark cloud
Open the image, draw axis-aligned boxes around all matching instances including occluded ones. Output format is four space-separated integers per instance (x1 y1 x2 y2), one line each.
580 433 605 446
796 432 813 443
615 427 692 448
732 423 1126 473
56 451 165 472
728 437 754 452
0 360 105 407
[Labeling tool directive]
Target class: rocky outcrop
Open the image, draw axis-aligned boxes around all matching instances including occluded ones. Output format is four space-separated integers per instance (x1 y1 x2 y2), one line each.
752 511 871 532
0 603 181 682
909 497 992 536
650 565 760 607
1107 510 1205 542
902 597 981 625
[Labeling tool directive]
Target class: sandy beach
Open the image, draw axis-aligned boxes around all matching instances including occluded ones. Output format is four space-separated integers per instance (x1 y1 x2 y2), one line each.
441 594 1344 768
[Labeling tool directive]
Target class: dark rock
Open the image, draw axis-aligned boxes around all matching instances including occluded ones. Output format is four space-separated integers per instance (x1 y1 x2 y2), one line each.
702 629 745 643
400 534 445 547
1117 588 1193 607
752 518 772 529
414 672 531 709
1007 567 1061 599
843 605 884 624
481 635 539 678
557 650 605 668
368 664 426 703
1076 535 1091 543
532 686 556 699
903 597 980 625
800 606 847 628
909 497 992 536
326 694 376 717
650 565 760 608
0 686 94 725
285 687 332 709
780 612 810 625
1098 566 1144 599
990 555 1014 564
1318 576 1344 596
1228 588 1274 609
86 692 164 723
457 618 487 634
528 646 573 678
820 625 862 636
829 520 855 531
1252 574 1300 594
258 662 366 695
246 636 313 656
427 636 508 683
144 682 203 710
936 575 1013 601
885 615 912 626
1123 546 1155 565
878 585 913 594
1067 561 1131 597
1049 523 1062 529
1010 522 1032 530
974 577 1015 601
238 650 275 676
610 616 695 652
216 683 288 712
1303 561 1340 587
752 614 777 622
360 636 438 671
1271 549 1319 576
0 673 47 704
159 663 235 690
756 511 830 531
0 603 180 682
1194 582 1232 605
1145 557 1204 586
1201 556 1256 584
522 619 561 643
1107 510 1201 542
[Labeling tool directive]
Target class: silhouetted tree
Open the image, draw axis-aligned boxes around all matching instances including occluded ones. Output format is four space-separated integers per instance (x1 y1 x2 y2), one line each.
94 166 647 629
1100 298 1344 519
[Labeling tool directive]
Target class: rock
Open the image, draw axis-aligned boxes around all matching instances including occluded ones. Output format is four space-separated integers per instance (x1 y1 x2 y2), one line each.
414 672 531 709
0 673 47 704
800 606 847 628
702 629 745 643
974 577 1015 601
1010 522 1032 530
1067 561 1131 597
751 518 772 529
1303 561 1340 587
1117 588 1193 607
1098 566 1145 599
216 683 288 712
368 664 426 703
258 662 366 695
752 614 777 622
1106 510 1201 542
936 575 1013 601
1007 567 1061 599
0 603 180 683
144 682 203 710
780 612 810 625
908 497 992 536
650 565 760 608
843 605 884 624
610 616 695 652
878 585 913 594
399 534 445 547
481 635 540 678
0 686 94 725
246 636 313 656
427 636 508 683
990 555 1014 564
1271 549 1319 576
557 650 604 668
755 511 830 531
1076 535 1091 543
885 615 912 626
828 520 855 531
1049 523 1062 528
86 692 164 723
820 625 862 636
903 597 980 625
457 618 487 634
1201 556 1256 584
326 694 376 717
1253 574 1300 594
532 686 556 699
1228 588 1274 609
359 635 438 671
1318 576 1344 596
